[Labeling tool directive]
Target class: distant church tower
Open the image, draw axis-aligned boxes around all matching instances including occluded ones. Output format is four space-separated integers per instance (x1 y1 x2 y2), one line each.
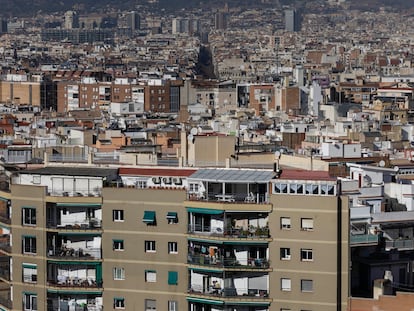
64 11 79 29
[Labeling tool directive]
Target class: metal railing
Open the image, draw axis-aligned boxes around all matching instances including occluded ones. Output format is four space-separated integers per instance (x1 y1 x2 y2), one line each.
0 215 10 225
188 224 270 238
188 284 269 298
47 219 102 230
188 255 270 269
0 267 10 281
47 247 101 260
48 277 102 288
187 192 269 204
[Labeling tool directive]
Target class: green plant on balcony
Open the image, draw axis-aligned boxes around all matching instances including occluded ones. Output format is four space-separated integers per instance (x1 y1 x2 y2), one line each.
255 227 269 237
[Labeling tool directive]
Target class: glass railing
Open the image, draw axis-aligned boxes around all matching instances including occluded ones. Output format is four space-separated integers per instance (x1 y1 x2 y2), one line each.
350 234 379 245
386 239 414 250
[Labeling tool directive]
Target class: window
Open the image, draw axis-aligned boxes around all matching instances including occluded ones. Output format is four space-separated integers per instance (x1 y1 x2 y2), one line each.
145 299 156 311
301 249 313 261
280 309 291 311
168 271 178 285
136 180 147 189
281 217 291 230
113 240 124 251
145 270 157 282
23 293 37 311
114 297 125 309
280 248 291 260
189 183 199 193
22 264 37 283
301 279 313 292
168 242 178 254
113 267 125 280
301 218 314 231
167 212 178 224
22 207 36 226
145 240 156 252
281 278 291 291
168 300 178 311
113 210 124 222
22 236 36 254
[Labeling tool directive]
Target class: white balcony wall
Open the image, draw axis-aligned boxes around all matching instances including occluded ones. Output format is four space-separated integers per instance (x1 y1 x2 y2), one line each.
13 174 103 196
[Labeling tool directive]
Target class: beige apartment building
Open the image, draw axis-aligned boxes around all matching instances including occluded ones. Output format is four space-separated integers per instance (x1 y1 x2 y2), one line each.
0 165 349 311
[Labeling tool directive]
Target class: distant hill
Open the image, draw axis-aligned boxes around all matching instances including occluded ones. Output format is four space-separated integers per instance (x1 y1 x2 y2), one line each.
0 0 413 17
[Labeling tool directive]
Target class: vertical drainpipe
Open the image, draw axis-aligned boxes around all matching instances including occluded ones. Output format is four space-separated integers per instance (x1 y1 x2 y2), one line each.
337 180 342 311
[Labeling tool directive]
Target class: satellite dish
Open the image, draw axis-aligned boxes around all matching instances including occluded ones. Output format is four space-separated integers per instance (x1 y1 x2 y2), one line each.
379 160 385 167
275 151 281 159
190 127 198 135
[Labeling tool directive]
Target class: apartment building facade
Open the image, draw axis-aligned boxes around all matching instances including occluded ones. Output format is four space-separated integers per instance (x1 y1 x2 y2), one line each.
0 165 350 311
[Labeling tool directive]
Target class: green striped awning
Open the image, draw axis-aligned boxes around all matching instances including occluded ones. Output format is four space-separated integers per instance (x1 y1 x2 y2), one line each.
187 297 223 305
143 211 156 223
166 212 177 219
186 208 223 215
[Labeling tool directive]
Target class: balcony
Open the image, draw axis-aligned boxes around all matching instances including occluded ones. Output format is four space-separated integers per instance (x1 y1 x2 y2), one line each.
48 277 102 288
47 261 102 289
47 297 102 311
47 219 102 230
188 255 270 269
47 247 101 260
350 233 379 246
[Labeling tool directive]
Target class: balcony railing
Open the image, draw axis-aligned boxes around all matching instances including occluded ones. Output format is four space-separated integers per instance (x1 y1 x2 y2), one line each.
187 192 269 204
350 233 379 245
188 255 270 269
48 247 101 260
0 236 11 254
188 284 269 298
47 219 102 230
188 224 270 238
0 295 12 309
0 267 10 281
386 238 414 251
0 215 10 225
48 277 102 288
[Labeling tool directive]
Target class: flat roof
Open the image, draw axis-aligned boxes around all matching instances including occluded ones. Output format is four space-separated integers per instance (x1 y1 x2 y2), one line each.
188 168 275 183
